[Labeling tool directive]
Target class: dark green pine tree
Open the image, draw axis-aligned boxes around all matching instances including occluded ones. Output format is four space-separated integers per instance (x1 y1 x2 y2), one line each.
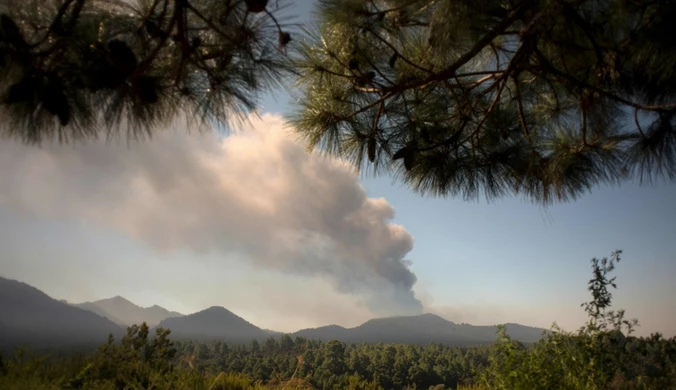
290 0 676 204
0 0 294 144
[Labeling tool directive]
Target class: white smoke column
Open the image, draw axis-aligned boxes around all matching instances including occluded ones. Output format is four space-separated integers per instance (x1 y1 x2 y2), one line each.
0 114 422 316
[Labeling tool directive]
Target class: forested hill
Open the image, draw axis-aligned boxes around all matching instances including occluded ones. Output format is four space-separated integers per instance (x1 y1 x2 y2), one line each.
0 277 123 350
154 310 547 346
293 313 547 346
154 306 276 344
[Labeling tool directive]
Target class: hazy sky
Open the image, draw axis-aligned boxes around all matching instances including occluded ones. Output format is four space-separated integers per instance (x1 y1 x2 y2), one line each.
1 0 675 337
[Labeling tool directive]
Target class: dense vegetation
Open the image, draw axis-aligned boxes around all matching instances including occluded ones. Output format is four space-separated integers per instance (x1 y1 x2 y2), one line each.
1 251 675 389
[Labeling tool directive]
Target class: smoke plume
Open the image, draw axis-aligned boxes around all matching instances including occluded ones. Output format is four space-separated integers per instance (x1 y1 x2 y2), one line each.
0 114 423 316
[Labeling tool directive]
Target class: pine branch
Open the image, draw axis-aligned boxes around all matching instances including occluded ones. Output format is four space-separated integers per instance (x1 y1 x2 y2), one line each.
534 48 676 112
0 0 294 144
378 2 529 94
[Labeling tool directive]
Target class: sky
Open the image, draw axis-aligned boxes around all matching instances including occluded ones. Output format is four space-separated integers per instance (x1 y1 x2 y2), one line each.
1 0 675 337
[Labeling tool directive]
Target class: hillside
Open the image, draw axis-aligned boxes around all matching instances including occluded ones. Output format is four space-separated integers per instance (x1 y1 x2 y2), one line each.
293 313 547 346
0 277 548 348
292 325 350 342
74 296 183 327
156 311 546 347
155 306 273 343
0 277 123 349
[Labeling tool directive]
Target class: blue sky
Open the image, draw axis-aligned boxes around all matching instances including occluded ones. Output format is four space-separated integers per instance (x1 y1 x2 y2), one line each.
0 0 674 336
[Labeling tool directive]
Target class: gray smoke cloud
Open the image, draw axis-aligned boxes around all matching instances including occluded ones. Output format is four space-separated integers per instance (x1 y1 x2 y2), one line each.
0 114 422 317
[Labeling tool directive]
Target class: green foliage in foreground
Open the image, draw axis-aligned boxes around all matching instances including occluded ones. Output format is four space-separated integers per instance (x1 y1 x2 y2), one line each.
1 251 675 390
480 251 676 390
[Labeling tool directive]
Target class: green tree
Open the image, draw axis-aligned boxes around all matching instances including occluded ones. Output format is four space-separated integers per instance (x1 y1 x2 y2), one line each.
581 250 638 335
479 250 676 390
250 339 261 355
279 334 295 352
145 326 177 373
291 0 676 204
0 0 293 144
263 336 279 353
322 340 347 376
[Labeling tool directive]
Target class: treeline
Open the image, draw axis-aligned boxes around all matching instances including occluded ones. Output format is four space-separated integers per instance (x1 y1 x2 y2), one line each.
174 327 676 389
0 323 490 390
171 334 490 389
1 320 675 390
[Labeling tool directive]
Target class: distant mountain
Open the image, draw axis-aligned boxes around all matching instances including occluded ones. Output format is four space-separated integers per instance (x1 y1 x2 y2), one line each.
155 306 274 343
74 296 183 327
154 310 547 347
292 313 547 346
0 277 549 349
0 277 123 349
292 325 350 342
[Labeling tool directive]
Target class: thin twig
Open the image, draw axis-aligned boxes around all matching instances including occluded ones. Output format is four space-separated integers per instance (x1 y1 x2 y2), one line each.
514 76 532 143
372 100 385 135
633 108 647 139
344 92 395 120
365 28 434 74
30 0 77 48
185 2 237 45
370 3 528 94
535 48 676 111
134 0 182 76
581 100 589 146
474 76 509 133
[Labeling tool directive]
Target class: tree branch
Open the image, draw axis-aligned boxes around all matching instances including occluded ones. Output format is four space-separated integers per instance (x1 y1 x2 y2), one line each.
514 76 532 143
534 48 676 111
30 0 78 48
377 3 528 94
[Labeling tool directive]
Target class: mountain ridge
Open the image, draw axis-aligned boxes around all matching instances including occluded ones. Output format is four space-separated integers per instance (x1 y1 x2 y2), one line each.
0 276 124 350
154 306 274 343
1 276 549 349
291 312 547 346
72 296 184 328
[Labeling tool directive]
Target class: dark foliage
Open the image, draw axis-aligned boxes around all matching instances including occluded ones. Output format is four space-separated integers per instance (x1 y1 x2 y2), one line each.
290 0 676 204
0 0 296 144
